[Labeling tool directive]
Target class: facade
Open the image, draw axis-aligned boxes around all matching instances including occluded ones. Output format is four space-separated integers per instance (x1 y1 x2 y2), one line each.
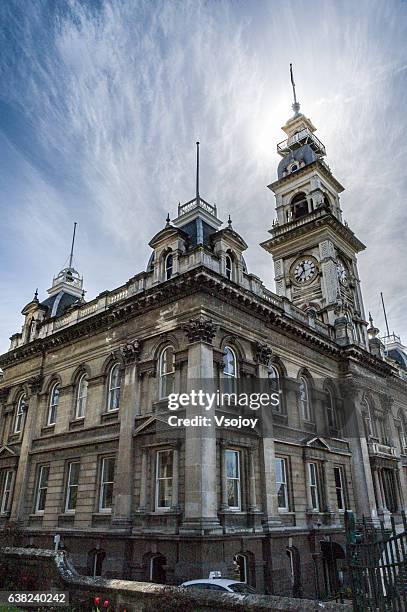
1 96 407 599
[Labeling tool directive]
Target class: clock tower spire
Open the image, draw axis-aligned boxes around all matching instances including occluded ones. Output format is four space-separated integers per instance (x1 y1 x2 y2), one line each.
261 65 368 348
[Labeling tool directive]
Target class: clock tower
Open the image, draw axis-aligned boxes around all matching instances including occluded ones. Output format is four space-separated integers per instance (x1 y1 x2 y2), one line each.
261 66 368 348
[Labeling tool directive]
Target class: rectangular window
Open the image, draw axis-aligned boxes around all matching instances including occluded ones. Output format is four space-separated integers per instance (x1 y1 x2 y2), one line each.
155 450 173 510
35 465 50 513
0 470 14 514
225 449 241 510
99 457 115 512
308 462 320 511
334 466 345 511
65 461 80 513
275 457 289 511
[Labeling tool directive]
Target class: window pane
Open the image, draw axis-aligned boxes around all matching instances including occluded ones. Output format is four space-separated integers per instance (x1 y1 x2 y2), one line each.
227 479 239 508
223 347 236 376
158 479 172 507
102 482 113 509
226 450 238 478
158 451 173 478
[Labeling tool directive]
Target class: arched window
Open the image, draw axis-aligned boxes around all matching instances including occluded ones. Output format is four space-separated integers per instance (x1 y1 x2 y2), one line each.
150 554 167 583
234 553 248 583
398 411 407 453
159 346 175 399
225 255 233 281
364 398 376 438
298 376 311 421
87 549 106 577
14 393 27 434
164 253 173 280
223 346 237 393
326 388 337 431
48 384 60 426
290 192 308 220
107 364 121 412
268 363 282 412
75 374 88 419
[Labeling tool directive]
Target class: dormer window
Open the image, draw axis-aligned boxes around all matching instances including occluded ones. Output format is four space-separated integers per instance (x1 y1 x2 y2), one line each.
225 255 233 281
165 253 173 280
291 164 298 173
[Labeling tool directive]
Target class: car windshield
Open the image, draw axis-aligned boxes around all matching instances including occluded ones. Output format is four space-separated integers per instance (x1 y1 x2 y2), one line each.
229 583 256 594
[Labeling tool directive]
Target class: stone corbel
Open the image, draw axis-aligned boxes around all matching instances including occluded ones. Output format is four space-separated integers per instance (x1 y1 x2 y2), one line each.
253 341 272 366
182 316 218 345
113 339 142 366
27 375 43 397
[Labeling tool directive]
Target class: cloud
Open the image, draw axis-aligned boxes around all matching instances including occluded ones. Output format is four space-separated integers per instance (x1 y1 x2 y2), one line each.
0 0 406 353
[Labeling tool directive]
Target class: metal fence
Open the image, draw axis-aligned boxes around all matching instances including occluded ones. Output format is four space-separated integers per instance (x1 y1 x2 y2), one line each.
345 511 407 611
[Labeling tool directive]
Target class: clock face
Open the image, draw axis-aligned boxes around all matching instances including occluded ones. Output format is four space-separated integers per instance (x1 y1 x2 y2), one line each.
337 259 348 284
293 259 317 284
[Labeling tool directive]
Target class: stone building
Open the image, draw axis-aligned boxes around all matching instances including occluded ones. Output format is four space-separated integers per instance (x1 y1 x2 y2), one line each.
1 92 406 599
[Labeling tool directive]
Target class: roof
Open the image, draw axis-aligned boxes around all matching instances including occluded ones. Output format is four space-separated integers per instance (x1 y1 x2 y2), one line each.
40 291 80 319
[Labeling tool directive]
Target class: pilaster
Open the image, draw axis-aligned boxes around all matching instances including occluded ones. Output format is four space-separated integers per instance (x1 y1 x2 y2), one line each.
112 340 141 528
180 316 222 534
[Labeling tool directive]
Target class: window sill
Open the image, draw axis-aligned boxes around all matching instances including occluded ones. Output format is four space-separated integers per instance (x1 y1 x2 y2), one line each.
101 411 119 423
8 433 21 443
69 417 85 430
41 424 55 435
58 513 75 523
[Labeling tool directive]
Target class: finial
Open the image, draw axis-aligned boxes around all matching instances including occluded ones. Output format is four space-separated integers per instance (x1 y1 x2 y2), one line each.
69 222 77 269
196 141 200 202
166 213 171 227
368 311 374 328
81 289 85 302
34 288 38 301
290 63 300 116
228 214 232 228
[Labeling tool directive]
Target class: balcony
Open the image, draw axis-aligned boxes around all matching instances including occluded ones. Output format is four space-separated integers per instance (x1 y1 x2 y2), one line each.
369 441 397 458
277 127 326 158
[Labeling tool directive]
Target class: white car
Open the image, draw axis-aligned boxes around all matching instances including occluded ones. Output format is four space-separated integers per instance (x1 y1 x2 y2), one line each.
180 578 256 594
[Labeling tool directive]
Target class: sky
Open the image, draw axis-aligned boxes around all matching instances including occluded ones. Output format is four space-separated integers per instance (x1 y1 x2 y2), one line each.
0 0 406 354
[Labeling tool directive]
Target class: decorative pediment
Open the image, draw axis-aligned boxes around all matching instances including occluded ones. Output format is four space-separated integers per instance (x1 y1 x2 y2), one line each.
304 436 331 451
134 415 172 436
0 445 16 457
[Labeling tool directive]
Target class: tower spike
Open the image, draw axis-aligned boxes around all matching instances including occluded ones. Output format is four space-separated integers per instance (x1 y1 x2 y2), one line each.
196 141 200 202
290 63 300 116
380 292 390 337
69 222 77 269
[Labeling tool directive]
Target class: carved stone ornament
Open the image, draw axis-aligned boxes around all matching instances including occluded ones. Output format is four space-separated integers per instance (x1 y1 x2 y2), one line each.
254 341 273 366
114 339 142 365
182 317 218 344
27 375 43 396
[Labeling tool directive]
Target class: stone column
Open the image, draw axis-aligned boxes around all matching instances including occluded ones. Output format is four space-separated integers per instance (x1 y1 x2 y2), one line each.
373 469 384 511
378 469 389 512
112 340 141 528
322 460 333 513
137 447 148 512
171 444 179 511
248 447 260 512
254 342 281 528
10 375 43 523
220 441 228 510
341 383 378 520
180 317 222 534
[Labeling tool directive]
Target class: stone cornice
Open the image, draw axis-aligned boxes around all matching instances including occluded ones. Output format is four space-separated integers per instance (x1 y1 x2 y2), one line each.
0 265 396 382
261 209 365 254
